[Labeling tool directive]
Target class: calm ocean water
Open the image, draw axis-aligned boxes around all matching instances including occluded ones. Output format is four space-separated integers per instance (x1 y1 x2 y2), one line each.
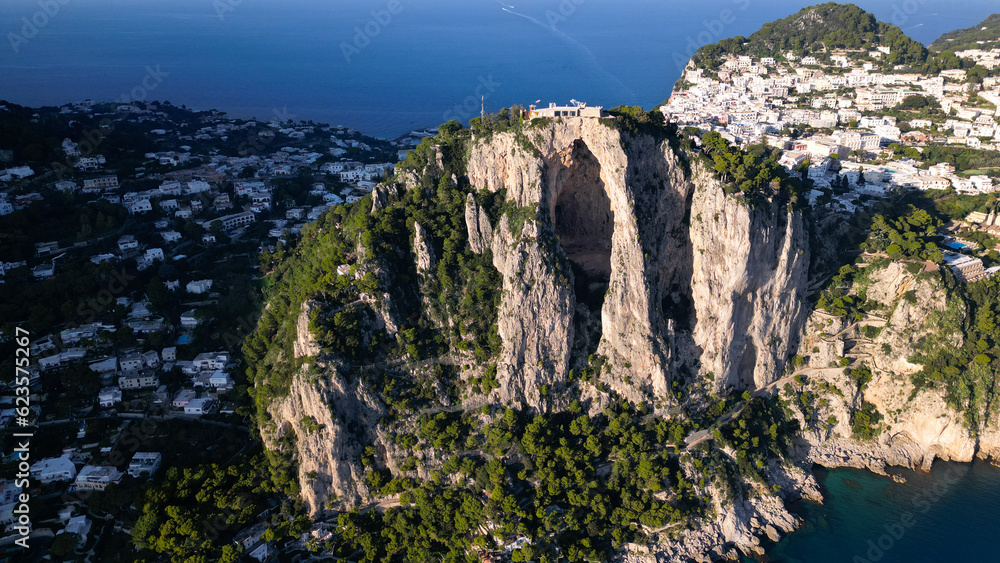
753 461 1000 563
1 0 999 138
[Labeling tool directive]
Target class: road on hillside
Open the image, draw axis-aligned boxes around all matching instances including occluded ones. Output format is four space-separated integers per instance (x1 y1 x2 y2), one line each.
683 366 845 451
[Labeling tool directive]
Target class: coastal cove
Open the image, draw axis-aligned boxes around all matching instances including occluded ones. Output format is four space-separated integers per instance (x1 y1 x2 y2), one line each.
753 461 1000 562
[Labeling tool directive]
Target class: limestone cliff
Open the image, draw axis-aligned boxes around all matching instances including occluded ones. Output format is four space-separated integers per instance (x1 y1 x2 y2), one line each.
254 116 818 554
466 118 810 404
791 259 1000 473
688 162 810 392
263 302 389 516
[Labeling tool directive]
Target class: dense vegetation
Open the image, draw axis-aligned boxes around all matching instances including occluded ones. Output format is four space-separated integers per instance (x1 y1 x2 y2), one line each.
862 207 944 262
131 456 307 562
0 193 128 260
699 131 811 202
912 275 1000 431
689 3 980 77
326 401 705 563
244 121 504 410
693 3 930 67
930 12 1000 51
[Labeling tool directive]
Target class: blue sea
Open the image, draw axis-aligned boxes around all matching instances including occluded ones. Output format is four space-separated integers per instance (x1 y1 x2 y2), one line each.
1 0 999 138
754 461 1000 563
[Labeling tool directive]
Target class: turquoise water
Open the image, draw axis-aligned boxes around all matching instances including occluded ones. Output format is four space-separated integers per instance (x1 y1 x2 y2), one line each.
2 0 999 138
757 461 1000 563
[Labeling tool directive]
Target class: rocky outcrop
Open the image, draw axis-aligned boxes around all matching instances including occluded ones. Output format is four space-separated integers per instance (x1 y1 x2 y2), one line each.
371 183 399 213
488 214 576 408
413 222 436 273
469 120 676 405
464 193 493 254
688 163 810 392
264 303 388 515
293 300 321 359
792 260 1000 473
265 366 386 515
466 118 810 403
645 462 820 562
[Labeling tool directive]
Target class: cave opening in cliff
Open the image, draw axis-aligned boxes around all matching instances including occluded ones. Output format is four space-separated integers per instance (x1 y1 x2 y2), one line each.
550 139 614 281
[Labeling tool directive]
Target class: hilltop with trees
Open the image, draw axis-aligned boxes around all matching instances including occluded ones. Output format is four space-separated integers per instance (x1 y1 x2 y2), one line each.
931 13 1000 51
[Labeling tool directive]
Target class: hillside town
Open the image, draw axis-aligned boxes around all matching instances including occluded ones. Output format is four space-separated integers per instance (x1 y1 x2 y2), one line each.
662 48 1000 195
662 46 1000 283
0 100 429 560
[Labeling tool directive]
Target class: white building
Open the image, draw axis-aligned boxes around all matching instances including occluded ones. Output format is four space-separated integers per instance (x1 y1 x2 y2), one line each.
82 175 118 192
127 452 162 478
117 235 139 252
74 465 123 491
192 352 228 370
186 279 214 294
119 352 144 372
30 454 77 483
180 309 201 328
142 350 161 369
90 253 116 265
118 371 159 390
171 389 197 408
527 102 607 118
214 211 255 231
209 370 233 389
161 230 182 244
162 346 177 362
61 514 92 543
129 199 153 215
183 397 216 415
90 357 118 374
185 180 211 194
159 181 183 196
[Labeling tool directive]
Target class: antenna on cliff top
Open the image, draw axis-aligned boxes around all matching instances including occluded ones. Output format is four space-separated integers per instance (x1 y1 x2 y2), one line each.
481 96 485 120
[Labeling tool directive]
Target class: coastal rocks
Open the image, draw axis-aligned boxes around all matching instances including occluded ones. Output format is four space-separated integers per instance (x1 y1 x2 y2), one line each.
804 435 932 474
648 481 806 562
792 260 1000 473
866 372 976 468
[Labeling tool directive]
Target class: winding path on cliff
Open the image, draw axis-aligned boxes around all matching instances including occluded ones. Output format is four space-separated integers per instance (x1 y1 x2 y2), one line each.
683 366 846 451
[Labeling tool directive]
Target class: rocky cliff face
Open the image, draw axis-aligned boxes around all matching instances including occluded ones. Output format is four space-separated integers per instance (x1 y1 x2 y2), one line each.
466 118 810 405
791 260 1000 473
258 117 819 550
263 302 388 516
688 164 810 392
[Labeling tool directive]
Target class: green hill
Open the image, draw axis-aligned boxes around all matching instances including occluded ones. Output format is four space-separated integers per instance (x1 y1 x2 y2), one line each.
930 13 1000 52
692 2 929 68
